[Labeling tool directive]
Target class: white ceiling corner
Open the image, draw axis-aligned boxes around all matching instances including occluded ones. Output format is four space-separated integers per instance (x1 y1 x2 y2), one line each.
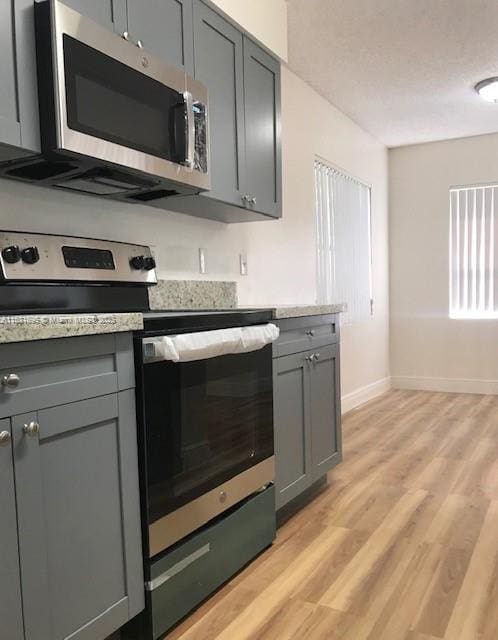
287 0 498 147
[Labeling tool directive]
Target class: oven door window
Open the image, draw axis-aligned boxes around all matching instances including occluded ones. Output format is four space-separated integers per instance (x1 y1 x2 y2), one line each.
143 345 274 525
63 35 186 163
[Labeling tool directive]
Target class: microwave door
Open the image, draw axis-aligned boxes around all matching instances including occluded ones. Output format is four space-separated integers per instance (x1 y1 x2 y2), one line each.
37 0 210 190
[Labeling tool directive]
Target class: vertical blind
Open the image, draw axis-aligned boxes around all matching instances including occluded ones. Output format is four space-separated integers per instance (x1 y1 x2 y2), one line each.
314 159 372 324
450 184 498 318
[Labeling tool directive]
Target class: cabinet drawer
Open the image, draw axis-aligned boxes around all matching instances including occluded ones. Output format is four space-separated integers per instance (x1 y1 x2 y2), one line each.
0 333 134 419
274 316 338 357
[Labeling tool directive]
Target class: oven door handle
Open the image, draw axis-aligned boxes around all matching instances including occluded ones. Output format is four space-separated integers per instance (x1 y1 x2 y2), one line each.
142 323 280 364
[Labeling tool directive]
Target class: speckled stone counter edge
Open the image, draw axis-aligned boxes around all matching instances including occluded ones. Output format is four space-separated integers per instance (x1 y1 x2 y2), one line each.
267 304 346 319
149 280 238 311
0 313 144 344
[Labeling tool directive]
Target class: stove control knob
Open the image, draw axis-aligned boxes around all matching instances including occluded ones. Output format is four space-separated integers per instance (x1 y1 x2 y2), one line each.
130 255 145 270
1 245 21 264
21 246 40 265
143 256 156 271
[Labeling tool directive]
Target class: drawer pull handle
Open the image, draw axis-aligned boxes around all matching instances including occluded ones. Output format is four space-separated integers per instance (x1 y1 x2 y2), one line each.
305 330 315 337
23 421 40 438
0 431 11 447
1 373 20 389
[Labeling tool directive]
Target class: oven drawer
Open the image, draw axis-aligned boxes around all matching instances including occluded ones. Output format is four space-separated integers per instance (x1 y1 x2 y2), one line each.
0 333 134 419
273 315 338 357
125 486 276 640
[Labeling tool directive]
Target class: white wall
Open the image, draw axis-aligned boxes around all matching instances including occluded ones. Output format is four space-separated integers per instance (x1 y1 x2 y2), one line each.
390 133 498 394
0 67 389 406
208 0 288 61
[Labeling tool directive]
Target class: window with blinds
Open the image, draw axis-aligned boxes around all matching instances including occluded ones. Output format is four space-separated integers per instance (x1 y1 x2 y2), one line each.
314 159 372 324
450 184 498 319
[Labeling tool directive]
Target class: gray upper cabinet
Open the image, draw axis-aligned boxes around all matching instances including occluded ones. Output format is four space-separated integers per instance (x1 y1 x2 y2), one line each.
60 0 127 33
0 1 23 151
0 334 144 640
243 38 282 218
310 344 342 480
273 316 342 512
0 418 24 640
193 0 245 206
0 0 41 160
126 0 194 73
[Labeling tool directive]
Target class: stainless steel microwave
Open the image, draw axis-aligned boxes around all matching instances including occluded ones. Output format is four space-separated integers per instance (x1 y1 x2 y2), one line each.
1 0 210 202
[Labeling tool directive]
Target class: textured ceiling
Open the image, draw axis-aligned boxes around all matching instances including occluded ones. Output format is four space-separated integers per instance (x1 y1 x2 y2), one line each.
287 0 498 147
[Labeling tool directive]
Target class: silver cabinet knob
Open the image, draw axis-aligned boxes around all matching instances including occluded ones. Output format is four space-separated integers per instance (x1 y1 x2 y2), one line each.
137 39 144 49
305 354 315 362
241 195 250 204
122 31 130 41
250 197 257 206
1 373 20 389
314 353 321 361
0 431 11 447
305 329 315 337
23 421 40 438
219 491 227 503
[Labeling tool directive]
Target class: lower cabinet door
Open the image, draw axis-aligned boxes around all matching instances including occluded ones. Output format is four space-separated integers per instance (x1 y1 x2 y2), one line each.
273 351 313 509
13 391 144 640
0 418 24 640
310 344 342 480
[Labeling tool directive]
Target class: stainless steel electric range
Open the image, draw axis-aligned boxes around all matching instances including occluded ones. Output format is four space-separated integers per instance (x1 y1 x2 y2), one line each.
0 231 277 639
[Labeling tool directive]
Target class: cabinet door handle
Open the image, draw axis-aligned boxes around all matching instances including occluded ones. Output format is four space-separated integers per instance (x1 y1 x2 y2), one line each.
305 354 315 362
250 197 257 206
137 39 144 49
1 373 20 389
122 31 131 41
314 353 320 361
305 330 315 337
23 421 40 438
0 431 11 447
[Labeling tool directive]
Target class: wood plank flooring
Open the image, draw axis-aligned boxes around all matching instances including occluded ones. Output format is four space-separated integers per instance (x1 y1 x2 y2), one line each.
166 390 498 640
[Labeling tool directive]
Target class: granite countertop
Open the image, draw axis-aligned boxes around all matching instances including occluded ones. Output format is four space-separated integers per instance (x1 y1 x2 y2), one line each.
0 313 144 345
248 304 346 320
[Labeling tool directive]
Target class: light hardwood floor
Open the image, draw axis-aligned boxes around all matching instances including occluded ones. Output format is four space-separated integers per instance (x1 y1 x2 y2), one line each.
166 390 498 640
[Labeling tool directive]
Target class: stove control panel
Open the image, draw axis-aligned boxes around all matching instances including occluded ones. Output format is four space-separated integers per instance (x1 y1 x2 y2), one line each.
0 231 157 284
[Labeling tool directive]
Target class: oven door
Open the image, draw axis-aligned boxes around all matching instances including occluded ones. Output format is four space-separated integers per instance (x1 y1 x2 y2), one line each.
37 0 210 190
140 339 274 556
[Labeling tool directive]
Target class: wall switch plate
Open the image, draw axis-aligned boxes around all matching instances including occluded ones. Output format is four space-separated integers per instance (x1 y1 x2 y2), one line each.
199 248 207 274
239 253 248 276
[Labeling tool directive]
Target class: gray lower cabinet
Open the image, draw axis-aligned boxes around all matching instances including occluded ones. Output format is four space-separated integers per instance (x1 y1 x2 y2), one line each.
126 0 194 72
273 316 342 510
0 418 24 640
273 352 312 508
0 334 144 640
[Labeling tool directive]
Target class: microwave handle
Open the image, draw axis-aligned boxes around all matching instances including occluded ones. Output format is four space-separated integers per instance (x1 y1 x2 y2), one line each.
183 91 195 170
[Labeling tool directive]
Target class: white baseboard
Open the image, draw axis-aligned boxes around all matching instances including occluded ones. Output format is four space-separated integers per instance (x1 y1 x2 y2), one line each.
391 375 498 395
341 377 392 413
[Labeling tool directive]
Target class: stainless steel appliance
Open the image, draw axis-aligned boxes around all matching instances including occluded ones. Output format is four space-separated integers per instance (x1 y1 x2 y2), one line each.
134 311 276 557
0 230 156 313
0 0 209 203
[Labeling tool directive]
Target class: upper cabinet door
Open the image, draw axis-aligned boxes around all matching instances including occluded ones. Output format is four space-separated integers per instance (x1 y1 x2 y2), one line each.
0 1 24 153
243 38 282 218
60 0 127 33
193 0 246 206
0 418 24 640
126 0 194 73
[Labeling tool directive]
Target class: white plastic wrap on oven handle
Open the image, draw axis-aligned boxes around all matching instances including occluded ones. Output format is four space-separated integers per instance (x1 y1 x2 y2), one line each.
143 323 280 363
